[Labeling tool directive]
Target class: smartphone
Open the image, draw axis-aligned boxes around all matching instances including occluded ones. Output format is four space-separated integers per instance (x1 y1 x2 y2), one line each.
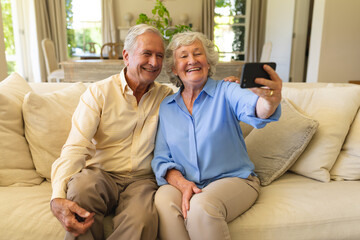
240 62 276 88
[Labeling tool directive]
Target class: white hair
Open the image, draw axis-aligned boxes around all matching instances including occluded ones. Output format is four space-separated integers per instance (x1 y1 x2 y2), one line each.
165 31 219 87
123 24 164 52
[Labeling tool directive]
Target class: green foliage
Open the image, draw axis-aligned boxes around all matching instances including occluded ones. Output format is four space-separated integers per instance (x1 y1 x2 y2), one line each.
163 24 192 41
232 25 245 52
136 0 170 31
232 0 246 59
1 0 16 74
65 0 76 56
234 0 246 15
136 0 191 41
74 27 101 48
215 0 245 16
7 61 15 73
65 0 102 57
2 0 15 55
214 0 246 61
216 0 231 9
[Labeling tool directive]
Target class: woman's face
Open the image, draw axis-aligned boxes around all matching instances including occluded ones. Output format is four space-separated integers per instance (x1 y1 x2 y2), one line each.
172 40 210 87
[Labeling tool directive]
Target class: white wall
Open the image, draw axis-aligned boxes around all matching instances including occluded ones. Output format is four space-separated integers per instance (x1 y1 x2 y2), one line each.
265 0 295 82
306 0 360 83
0 2 8 81
290 0 310 82
114 0 202 30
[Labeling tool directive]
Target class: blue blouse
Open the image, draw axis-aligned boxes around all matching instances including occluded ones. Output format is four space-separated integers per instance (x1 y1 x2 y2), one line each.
151 78 281 188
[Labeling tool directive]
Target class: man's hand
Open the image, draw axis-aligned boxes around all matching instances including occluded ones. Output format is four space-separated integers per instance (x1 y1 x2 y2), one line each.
165 169 202 219
50 198 95 237
223 75 240 83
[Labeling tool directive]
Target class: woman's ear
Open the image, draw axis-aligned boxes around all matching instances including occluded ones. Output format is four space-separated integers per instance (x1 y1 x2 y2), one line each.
172 67 178 76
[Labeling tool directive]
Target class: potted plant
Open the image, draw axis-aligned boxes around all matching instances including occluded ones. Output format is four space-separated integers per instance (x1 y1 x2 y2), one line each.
136 0 192 41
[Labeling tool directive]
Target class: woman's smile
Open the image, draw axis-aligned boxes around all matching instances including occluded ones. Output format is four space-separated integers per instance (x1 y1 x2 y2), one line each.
172 40 210 87
186 67 201 73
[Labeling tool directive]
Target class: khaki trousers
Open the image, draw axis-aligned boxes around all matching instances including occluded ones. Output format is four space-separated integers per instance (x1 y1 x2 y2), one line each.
155 176 260 240
65 167 158 240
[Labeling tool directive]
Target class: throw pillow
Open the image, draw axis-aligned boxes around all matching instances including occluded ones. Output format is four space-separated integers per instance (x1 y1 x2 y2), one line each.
0 73 43 186
245 98 319 186
282 85 360 182
240 122 253 138
330 108 360 180
22 83 87 181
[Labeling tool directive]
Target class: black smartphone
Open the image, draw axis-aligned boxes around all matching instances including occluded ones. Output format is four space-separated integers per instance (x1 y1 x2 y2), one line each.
240 62 276 88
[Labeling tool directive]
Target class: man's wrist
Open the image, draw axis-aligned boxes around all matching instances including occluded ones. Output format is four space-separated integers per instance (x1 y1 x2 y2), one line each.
50 198 63 210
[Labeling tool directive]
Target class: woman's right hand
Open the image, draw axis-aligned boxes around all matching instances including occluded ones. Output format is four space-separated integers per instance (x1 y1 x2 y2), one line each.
165 169 202 219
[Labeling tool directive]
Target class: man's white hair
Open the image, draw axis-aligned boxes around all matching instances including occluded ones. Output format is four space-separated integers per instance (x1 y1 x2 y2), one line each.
123 24 164 53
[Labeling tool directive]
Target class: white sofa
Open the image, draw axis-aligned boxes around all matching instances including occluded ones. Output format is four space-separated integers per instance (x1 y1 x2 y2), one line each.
1 73 360 240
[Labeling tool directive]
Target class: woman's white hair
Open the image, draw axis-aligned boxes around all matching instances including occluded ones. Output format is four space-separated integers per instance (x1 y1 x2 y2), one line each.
123 24 164 53
165 31 219 87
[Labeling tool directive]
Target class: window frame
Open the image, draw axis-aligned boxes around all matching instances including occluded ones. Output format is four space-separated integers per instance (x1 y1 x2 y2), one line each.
213 0 251 62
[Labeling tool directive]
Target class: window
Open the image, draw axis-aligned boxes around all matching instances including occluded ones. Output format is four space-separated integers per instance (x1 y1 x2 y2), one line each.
214 0 250 62
66 0 102 57
1 0 16 75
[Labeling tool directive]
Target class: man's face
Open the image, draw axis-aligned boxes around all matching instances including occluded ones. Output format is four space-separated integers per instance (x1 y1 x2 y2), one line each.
123 32 164 86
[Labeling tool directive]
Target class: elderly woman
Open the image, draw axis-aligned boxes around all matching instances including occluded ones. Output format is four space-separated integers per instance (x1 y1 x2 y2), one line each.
151 31 282 240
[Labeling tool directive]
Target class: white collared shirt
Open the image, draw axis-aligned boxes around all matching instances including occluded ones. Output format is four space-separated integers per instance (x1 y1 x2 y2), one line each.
51 68 173 200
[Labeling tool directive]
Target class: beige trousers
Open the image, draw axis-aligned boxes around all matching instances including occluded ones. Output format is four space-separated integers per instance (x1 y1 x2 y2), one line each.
65 167 158 240
155 176 260 240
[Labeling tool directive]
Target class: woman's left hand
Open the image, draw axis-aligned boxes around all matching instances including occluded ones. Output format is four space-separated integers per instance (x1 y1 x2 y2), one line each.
165 169 202 219
249 64 282 119
180 180 202 219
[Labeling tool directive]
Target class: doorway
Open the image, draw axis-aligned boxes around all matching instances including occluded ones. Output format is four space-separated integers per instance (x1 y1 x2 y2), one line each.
289 0 314 82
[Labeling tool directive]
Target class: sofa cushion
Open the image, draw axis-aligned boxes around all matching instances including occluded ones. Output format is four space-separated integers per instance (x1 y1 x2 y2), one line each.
246 98 318 186
0 73 43 186
30 82 82 94
330 108 360 180
0 182 65 239
282 85 360 182
229 173 360 240
0 181 114 239
22 83 87 180
240 122 253 138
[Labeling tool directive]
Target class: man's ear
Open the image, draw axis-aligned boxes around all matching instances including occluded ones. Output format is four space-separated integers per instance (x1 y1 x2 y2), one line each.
123 49 129 66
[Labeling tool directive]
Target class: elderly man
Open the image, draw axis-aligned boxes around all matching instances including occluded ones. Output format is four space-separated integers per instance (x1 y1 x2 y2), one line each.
50 24 172 240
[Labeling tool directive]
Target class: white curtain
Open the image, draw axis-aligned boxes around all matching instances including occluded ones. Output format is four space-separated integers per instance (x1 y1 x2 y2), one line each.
202 0 215 41
10 0 39 82
245 0 267 62
34 0 67 81
102 0 117 44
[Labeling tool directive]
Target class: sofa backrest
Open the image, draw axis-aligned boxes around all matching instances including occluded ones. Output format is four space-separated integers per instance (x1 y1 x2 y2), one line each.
29 82 179 94
1 72 359 187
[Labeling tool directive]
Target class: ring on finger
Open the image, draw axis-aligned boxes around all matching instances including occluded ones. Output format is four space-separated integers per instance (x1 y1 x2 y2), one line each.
269 89 274 97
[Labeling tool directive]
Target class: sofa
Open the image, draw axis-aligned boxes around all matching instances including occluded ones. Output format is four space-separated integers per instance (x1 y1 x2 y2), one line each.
1 72 360 240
